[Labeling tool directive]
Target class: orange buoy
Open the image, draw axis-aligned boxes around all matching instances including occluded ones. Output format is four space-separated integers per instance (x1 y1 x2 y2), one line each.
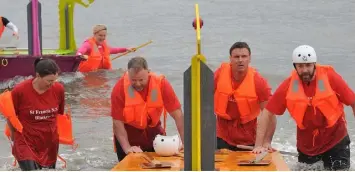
192 18 204 30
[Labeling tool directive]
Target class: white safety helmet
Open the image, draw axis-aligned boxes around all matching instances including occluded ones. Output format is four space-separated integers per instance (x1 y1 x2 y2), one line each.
153 134 182 156
292 45 317 63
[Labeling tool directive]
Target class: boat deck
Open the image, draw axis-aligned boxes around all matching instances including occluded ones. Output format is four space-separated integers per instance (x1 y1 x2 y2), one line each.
111 151 290 171
0 48 74 55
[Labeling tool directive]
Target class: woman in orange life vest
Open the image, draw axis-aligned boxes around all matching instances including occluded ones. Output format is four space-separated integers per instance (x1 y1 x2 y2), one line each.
253 45 355 171
7 58 65 170
214 42 275 150
76 24 135 73
0 16 19 40
111 56 184 161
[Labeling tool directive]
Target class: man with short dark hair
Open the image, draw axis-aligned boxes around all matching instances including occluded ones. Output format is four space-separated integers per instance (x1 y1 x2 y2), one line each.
111 56 184 161
214 42 275 150
0 16 19 39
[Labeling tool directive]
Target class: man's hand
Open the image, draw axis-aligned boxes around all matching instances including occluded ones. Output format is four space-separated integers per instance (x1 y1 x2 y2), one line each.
252 146 267 154
125 146 143 154
179 140 184 151
262 142 275 152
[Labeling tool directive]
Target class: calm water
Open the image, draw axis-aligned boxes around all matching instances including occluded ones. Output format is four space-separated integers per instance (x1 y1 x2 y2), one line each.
0 0 355 170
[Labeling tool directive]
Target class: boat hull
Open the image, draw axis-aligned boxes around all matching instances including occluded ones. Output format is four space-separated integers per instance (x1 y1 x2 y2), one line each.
0 55 83 82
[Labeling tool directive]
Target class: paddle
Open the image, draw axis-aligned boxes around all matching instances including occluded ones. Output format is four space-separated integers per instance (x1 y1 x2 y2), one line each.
236 145 298 157
111 40 153 61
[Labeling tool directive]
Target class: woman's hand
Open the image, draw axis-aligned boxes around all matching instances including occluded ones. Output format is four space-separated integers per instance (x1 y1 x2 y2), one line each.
126 48 136 53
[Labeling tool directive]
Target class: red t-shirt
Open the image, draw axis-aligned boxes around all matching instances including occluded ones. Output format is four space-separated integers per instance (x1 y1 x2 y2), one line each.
214 67 272 146
11 79 65 166
111 75 181 149
266 69 355 156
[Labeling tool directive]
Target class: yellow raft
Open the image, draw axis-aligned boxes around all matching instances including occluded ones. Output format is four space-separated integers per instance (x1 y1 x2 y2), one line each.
111 150 289 171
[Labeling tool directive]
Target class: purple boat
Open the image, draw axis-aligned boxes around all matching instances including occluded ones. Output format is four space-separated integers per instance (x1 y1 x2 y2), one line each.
0 0 95 83
0 55 83 82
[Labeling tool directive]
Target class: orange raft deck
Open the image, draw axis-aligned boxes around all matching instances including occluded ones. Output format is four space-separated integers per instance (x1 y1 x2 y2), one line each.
111 150 290 171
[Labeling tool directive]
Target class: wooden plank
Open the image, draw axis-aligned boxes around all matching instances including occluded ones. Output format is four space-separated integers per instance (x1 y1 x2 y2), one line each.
111 151 290 171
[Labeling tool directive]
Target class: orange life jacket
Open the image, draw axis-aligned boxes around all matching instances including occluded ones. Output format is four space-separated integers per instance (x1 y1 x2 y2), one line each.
214 63 260 124
56 105 76 146
0 90 23 133
0 16 5 39
77 37 111 72
112 72 167 152
286 64 343 129
122 72 166 129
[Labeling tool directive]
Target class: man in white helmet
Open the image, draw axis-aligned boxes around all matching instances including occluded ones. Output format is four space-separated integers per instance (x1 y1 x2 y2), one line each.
252 45 355 170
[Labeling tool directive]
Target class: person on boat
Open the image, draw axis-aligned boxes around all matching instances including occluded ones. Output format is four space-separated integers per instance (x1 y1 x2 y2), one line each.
7 58 65 170
0 16 19 39
76 24 135 72
214 41 275 150
252 45 354 170
111 56 184 161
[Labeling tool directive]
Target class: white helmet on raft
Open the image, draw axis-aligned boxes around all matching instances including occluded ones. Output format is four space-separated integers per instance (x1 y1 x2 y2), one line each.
292 45 317 63
153 134 182 156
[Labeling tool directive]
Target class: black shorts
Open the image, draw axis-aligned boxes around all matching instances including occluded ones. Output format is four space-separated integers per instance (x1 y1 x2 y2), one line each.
216 137 254 151
114 136 154 162
18 160 56 171
298 135 351 171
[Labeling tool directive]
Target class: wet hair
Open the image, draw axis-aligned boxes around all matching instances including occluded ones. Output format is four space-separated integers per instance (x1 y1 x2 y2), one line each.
229 42 251 55
34 58 60 77
127 56 148 71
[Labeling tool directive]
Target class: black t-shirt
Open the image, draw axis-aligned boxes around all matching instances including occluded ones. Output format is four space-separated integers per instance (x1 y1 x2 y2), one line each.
1 17 10 26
